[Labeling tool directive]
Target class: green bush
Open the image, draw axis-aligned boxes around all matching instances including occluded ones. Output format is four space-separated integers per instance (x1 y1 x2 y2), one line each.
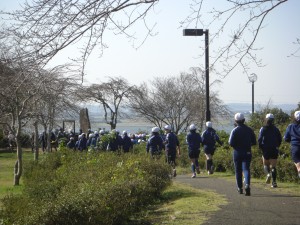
0 131 31 149
0 148 172 225
0 130 9 148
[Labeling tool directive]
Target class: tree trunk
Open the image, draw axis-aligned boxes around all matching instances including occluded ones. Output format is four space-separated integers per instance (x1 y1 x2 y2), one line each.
14 139 22 186
34 122 39 161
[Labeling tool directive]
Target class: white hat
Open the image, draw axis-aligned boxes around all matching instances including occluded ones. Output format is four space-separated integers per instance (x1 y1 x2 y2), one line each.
294 111 300 121
151 127 160 133
189 124 197 130
266 113 274 120
164 125 171 130
89 133 94 138
234 113 245 121
99 130 105 135
206 121 212 128
123 130 127 135
94 130 98 134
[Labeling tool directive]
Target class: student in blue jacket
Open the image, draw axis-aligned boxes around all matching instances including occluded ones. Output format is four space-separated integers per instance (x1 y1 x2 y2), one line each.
186 124 202 178
122 130 133 153
284 110 300 179
146 127 163 158
229 113 256 196
258 113 282 188
163 125 181 177
201 121 223 175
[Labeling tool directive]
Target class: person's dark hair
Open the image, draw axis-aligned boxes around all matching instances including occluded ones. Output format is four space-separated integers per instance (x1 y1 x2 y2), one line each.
266 118 274 126
235 119 245 125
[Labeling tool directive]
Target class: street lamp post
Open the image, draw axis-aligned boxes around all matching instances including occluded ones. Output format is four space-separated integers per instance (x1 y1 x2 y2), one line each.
248 73 258 114
183 29 210 121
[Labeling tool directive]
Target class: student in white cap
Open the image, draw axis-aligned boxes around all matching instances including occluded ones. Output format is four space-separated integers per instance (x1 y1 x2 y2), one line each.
146 127 163 158
284 110 300 179
163 125 181 177
186 124 202 178
258 113 282 188
201 121 223 175
229 113 256 196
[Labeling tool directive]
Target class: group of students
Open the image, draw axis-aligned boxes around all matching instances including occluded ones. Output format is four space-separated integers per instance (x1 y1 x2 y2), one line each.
66 129 134 152
229 111 300 196
146 122 223 178
146 110 300 197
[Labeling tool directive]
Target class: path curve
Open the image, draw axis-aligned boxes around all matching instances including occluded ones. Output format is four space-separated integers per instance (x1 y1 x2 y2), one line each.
175 174 300 225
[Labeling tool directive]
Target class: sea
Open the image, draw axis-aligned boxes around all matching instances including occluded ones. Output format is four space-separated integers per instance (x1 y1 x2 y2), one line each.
61 103 299 135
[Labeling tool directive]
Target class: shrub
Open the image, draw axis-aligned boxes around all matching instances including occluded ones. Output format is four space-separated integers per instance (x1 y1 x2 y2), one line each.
0 148 172 225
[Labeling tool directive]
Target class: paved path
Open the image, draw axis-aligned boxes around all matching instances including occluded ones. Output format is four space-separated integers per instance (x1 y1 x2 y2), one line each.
175 174 300 225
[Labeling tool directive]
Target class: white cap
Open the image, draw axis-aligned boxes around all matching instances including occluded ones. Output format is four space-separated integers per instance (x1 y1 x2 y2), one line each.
294 111 300 121
234 113 245 121
189 124 197 130
151 127 160 133
164 125 171 130
206 121 212 128
99 130 105 135
123 130 127 135
266 113 274 120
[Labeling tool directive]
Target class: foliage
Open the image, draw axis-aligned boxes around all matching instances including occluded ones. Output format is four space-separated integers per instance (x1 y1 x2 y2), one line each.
0 148 171 225
0 130 8 148
0 131 31 149
248 107 290 130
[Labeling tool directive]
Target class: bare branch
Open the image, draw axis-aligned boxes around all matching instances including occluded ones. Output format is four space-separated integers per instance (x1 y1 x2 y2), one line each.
182 0 289 77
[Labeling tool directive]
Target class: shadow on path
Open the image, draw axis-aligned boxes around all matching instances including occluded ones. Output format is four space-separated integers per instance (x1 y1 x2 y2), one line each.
175 174 300 225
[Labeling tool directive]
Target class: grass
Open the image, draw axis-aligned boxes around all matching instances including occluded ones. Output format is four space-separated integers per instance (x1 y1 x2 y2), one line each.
1 151 299 224
135 182 228 225
0 149 45 202
0 152 23 199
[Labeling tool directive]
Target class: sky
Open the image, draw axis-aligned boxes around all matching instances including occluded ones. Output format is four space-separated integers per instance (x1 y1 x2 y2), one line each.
1 0 300 108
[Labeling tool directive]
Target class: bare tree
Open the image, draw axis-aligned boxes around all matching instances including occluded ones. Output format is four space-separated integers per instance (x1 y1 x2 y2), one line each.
78 77 135 130
130 67 230 133
130 82 166 129
182 0 290 77
0 50 79 182
33 67 80 157
0 0 159 79
0 57 46 185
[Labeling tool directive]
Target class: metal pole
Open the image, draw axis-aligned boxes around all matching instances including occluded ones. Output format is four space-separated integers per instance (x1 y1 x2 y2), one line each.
205 30 210 121
252 81 254 114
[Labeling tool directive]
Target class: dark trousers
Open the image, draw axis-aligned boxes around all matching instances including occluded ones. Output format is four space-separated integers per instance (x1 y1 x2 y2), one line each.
233 150 252 189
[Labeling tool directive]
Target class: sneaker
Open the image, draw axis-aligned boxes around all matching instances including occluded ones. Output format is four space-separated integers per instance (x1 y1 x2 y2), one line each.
237 188 243 194
266 173 271 184
196 167 200 174
191 173 196 178
271 182 277 188
173 169 177 177
245 185 251 196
